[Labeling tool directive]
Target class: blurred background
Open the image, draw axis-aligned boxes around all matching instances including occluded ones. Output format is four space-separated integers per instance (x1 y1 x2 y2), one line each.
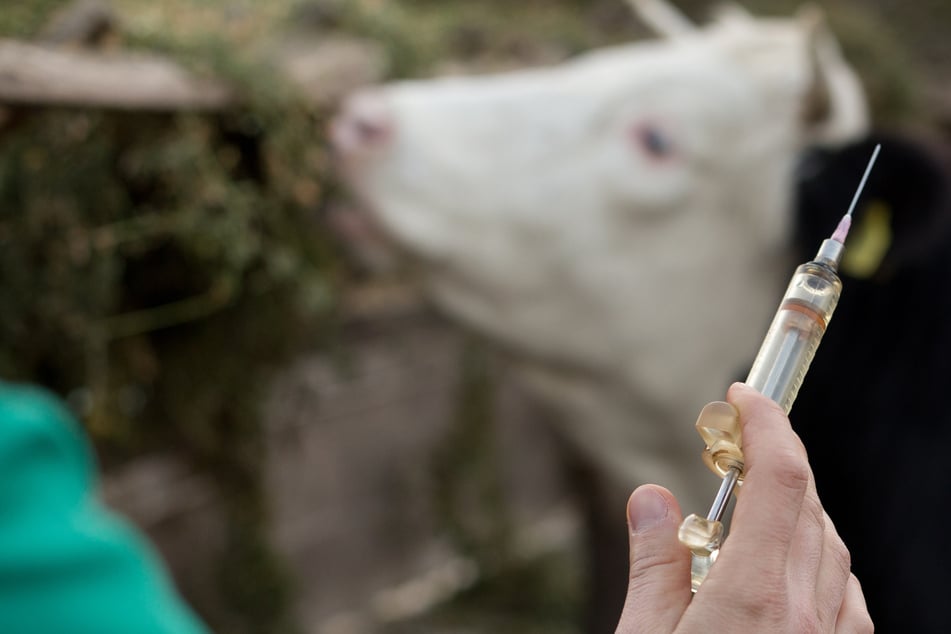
1 1 948 633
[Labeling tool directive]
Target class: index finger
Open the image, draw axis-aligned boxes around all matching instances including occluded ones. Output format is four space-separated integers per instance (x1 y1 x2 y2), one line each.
722 382 811 569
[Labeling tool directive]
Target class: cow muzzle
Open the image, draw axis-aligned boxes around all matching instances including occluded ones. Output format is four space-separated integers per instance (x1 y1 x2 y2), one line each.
329 90 394 161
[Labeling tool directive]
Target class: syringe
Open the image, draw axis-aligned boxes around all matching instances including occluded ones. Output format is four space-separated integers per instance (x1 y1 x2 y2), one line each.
678 144 881 592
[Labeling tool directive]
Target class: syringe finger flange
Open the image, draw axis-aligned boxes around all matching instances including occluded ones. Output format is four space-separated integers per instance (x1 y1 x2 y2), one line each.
695 401 745 480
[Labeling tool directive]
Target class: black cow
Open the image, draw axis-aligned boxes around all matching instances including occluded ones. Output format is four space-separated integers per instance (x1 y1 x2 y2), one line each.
795 132 951 633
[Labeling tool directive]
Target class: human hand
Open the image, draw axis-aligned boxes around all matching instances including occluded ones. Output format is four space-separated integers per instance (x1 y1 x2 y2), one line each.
615 383 873 633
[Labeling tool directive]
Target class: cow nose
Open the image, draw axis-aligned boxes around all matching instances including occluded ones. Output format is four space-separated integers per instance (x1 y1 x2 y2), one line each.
330 91 394 157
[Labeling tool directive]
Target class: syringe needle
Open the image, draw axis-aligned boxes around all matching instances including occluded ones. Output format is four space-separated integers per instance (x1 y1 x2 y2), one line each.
832 143 882 244
846 144 882 219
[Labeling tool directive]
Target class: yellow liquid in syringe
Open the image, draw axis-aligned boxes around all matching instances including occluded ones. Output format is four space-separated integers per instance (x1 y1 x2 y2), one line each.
745 262 842 414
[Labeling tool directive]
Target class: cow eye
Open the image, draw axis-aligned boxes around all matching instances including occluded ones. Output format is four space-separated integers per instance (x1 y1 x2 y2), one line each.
630 123 675 160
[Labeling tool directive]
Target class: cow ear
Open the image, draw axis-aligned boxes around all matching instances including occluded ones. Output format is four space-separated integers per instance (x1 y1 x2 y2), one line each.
799 5 869 143
711 3 755 26
625 0 696 37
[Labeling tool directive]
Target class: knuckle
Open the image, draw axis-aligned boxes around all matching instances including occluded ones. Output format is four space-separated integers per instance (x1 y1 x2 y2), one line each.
760 396 788 420
849 575 875 633
829 534 852 575
771 447 810 494
800 492 825 530
858 613 875 633
842 603 875 634
822 512 853 575
850 573 864 593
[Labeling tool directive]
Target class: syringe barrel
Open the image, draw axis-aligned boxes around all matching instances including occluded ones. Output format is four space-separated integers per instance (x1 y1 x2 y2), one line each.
745 262 842 413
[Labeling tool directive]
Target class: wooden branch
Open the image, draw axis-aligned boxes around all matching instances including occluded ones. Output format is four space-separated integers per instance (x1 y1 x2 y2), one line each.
0 39 232 110
0 36 384 111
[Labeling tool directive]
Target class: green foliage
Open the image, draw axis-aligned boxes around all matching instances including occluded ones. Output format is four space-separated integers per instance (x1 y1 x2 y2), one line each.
0 103 336 436
286 0 619 79
0 0 72 37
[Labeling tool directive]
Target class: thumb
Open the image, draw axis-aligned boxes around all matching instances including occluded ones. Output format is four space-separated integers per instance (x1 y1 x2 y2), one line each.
616 485 692 633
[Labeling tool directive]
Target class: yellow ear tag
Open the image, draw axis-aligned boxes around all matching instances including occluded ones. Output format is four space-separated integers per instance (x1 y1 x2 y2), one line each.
840 200 892 279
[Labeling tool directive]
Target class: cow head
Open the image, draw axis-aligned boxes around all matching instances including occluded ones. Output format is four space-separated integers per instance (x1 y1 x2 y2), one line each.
331 1 867 495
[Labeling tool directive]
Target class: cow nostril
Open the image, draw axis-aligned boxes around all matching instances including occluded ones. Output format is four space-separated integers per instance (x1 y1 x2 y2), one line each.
330 91 394 156
354 115 389 143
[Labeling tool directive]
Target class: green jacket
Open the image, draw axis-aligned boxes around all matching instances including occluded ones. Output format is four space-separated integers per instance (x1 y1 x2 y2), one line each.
0 382 209 634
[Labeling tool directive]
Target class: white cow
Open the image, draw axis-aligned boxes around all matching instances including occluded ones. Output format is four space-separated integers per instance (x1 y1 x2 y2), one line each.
331 0 867 609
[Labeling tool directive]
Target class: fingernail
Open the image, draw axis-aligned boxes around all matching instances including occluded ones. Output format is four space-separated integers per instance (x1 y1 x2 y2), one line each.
628 487 669 533
731 382 755 394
